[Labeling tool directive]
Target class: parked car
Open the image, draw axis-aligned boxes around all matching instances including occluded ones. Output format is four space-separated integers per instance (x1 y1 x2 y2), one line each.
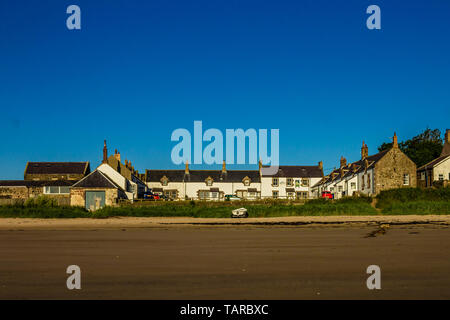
144 192 160 200
321 191 333 200
225 194 242 201
231 207 248 218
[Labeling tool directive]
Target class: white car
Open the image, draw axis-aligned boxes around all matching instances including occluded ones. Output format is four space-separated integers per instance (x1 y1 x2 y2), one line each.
225 194 242 201
231 207 248 218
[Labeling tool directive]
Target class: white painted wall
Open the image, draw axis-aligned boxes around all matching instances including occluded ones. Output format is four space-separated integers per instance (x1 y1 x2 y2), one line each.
433 156 450 181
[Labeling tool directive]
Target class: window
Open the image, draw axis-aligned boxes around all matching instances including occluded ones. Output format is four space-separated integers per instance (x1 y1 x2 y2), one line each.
403 174 410 186
272 178 279 187
439 174 444 181
351 182 356 190
421 172 426 181
301 178 309 187
330 187 334 192
338 186 343 192
287 191 295 199
211 192 218 198
296 191 308 199
199 191 208 199
367 174 371 189
243 178 250 186
205 177 213 186
44 186 70 194
272 191 279 199
361 175 365 189
286 178 293 187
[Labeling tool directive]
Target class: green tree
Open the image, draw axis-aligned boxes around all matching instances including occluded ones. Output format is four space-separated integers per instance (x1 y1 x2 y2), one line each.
378 128 443 167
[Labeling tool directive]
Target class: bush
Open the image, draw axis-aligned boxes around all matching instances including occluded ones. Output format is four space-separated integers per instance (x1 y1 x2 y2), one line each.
381 201 450 215
376 187 450 209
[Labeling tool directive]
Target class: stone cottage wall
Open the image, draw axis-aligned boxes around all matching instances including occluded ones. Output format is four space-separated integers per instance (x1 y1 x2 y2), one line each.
70 188 119 207
374 147 417 194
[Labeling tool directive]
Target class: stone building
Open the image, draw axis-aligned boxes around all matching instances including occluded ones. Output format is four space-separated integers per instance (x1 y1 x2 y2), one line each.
0 162 91 205
69 141 148 209
313 133 417 198
70 170 127 210
417 129 450 187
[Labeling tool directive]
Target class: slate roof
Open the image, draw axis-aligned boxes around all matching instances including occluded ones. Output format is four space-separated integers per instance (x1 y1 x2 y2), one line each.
0 180 77 187
72 170 121 189
25 162 90 175
146 170 261 183
418 154 450 171
261 165 323 178
315 149 390 187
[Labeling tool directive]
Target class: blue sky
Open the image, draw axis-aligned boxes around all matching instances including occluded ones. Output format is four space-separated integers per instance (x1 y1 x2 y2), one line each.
0 0 449 179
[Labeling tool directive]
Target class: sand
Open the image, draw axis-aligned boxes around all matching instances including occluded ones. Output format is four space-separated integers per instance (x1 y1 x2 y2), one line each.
0 217 449 299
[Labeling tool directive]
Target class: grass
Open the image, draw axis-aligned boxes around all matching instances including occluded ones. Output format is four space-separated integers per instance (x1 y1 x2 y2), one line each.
381 201 450 215
376 187 450 209
1 189 450 218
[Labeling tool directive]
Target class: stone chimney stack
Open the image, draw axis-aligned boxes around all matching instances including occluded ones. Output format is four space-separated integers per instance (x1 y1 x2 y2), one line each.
340 156 347 168
185 161 189 175
114 149 121 162
441 129 450 157
102 140 108 163
361 141 368 160
318 161 323 171
222 160 226 173
125 160 129 167
393 132 399 148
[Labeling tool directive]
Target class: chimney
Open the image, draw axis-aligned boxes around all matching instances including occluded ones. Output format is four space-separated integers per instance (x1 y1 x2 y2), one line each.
340 156 347 168
222 160 226 173
125 160 129 167
361 141 368 160
318 161 323 171
258 159 263 173
393 132 398 148
441 129 450 157
114 150 121 162
102 140 108 163
185 161 189 175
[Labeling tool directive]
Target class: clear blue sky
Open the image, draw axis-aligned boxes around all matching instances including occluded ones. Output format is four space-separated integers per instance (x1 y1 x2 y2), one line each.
1 0 449 179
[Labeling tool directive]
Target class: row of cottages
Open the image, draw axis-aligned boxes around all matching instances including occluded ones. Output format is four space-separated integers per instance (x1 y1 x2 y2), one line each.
417 129 450 187
312 133 417 198
145 161 324 200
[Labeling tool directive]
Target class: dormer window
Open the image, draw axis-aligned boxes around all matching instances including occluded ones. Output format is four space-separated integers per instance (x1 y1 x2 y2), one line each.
243 176 251 186
205 176 213 186
160 176 169 186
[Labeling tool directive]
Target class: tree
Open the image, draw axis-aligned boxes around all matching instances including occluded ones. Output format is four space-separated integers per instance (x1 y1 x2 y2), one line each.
378 128 443 167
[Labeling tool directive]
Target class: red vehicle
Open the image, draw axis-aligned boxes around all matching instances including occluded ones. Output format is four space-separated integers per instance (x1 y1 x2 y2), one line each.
144 192 160 200
321 191 333 200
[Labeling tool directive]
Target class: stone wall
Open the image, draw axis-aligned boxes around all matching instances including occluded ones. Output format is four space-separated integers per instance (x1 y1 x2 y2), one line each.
0 187 28 199
374 147 417 194
70 188 119 207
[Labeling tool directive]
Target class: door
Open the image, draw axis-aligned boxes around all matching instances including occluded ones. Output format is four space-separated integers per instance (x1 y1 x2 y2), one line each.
85 191 106 211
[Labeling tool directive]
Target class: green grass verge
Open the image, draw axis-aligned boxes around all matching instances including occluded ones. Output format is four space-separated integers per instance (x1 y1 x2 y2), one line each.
381 201 450 215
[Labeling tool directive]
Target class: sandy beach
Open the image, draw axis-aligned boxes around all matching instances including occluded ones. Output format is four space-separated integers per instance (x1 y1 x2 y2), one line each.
0 215 449 230
0 216 449 299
